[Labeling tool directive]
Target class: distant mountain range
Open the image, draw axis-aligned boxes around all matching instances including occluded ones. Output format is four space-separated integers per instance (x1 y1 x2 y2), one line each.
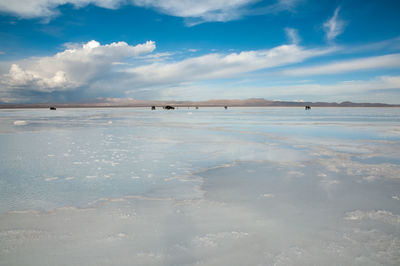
1 98 399 108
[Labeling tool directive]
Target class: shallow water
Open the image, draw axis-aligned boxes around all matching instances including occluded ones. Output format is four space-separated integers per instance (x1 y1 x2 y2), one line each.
0 107 400 265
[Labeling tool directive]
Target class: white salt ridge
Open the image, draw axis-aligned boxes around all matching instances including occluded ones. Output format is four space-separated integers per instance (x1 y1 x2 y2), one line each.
13 120 27 126
261 193 275 198
345 210 400 225
45 177 58 181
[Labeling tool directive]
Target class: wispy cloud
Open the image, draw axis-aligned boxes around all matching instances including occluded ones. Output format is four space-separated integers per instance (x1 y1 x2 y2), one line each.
323 6 347 42
282 53 400 76
344 36 400 54
248 0 302 16
133 0 259 25
0 0 302 25
285 27 301 44
0 0 124 19
161 75 400 102
272 75 400 96
125 44 333 86
134 0 302 26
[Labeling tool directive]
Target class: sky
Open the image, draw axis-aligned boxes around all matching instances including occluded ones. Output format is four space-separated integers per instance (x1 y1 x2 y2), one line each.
0 0 399 104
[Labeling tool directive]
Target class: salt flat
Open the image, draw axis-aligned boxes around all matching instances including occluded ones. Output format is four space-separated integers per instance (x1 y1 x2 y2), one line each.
0 107 399 265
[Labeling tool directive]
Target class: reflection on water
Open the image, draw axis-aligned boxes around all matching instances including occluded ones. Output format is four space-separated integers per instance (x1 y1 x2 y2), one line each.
0 107 399 265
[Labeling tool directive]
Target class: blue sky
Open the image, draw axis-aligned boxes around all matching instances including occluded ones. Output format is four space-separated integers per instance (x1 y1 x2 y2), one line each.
0 0 399 103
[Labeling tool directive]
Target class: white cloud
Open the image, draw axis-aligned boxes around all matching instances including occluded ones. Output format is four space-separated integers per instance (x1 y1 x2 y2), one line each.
0 0 300 24
125 44 334 86
247 0 301 16
285 27 301 44
282 53 400 76
4 37 399 103
1 40 155 92
276 0 299 10
160 75 400 101
265 75 400 95
323 6 346 42
346 36 400 53
132 0 258 23
0 39 336 102
4 64 76 91
0 0 125 18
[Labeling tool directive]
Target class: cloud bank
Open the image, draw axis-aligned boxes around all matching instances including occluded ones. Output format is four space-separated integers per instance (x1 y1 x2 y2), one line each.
0 39 337 102
1 37 399 103
1 40 155 93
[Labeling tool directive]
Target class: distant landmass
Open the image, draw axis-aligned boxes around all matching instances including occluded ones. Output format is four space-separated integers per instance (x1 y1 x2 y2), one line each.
1 98 399 108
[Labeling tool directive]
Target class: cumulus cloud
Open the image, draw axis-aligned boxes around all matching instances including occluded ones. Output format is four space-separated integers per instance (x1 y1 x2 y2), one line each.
323 6 346 42
4 64 77 91
1 40 155 93
282 53 400 76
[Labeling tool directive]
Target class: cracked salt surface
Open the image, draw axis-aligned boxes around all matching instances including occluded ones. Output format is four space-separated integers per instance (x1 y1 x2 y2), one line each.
0 107 399 265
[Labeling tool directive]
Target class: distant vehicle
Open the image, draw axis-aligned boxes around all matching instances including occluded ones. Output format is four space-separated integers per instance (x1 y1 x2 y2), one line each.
196 106 199 109
151 106 156 110
164 105 175 110
305 105 311 110
49 107 56 110
224 106 228 110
